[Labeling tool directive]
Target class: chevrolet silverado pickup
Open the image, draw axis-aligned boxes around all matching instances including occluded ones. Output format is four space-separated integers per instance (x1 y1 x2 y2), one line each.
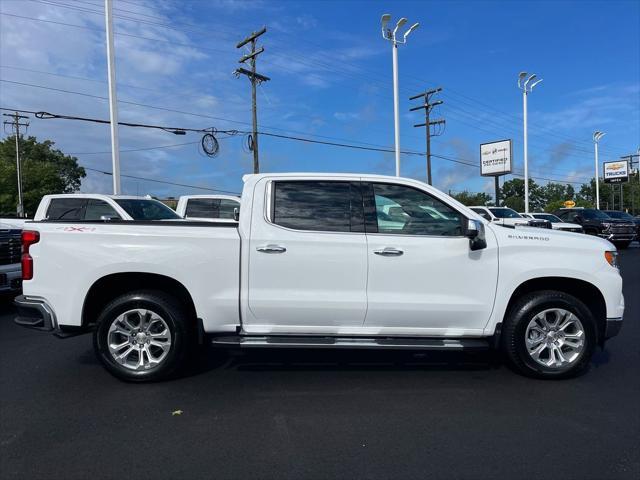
14 173 624 381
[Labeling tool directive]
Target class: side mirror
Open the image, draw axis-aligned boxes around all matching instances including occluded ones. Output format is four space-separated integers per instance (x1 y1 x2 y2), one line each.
233 207 240 222
465 219 487 251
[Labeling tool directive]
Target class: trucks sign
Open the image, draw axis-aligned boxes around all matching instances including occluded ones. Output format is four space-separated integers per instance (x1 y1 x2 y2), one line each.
603 160 629 184
480 140 512 176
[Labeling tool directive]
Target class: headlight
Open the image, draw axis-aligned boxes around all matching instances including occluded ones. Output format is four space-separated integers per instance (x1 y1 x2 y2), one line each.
605 251 619 269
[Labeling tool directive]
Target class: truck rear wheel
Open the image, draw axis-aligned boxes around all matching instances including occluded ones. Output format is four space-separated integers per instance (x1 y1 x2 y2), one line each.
502 290 596 379
93 290 193 382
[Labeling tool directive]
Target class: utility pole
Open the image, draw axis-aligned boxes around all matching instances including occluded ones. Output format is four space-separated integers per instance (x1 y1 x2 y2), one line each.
410 87 445 185
517 72 543 214
235 27 269 174
3 112 29 217
104 0 121 194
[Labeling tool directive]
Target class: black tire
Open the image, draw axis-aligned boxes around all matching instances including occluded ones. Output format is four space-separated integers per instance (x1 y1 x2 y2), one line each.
613 241 631 249
93 290 194 382
501 290 596 379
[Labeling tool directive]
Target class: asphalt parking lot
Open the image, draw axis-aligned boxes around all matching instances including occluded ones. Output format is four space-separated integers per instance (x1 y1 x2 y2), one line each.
1 247 638 480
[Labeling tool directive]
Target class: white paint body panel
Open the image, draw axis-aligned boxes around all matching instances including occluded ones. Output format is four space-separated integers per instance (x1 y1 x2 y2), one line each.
22 173 624 339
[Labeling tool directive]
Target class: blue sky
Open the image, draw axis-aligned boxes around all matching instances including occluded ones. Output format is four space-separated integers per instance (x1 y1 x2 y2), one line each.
1 0 638 198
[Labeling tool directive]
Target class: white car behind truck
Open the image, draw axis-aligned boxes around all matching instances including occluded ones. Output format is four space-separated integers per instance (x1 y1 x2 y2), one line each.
470 206 551 229
34 194 182 221
175 194 240 222
14 173 624 381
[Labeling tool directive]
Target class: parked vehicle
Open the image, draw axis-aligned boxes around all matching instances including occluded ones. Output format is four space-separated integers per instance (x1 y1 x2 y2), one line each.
0 217 28 229
0 227 22 296
553 208 636 248
15 173 624 381
470 206 551 229
175 195 240 222
602 210 640 241
34 194 182 222
520 213 583 233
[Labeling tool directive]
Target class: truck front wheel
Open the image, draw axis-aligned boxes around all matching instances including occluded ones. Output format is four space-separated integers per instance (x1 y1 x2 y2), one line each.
502 290 596 379
94 290 192 382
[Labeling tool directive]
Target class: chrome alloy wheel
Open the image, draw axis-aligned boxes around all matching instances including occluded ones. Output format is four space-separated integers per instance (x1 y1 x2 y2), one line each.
107 309 172 371
525 308 585 369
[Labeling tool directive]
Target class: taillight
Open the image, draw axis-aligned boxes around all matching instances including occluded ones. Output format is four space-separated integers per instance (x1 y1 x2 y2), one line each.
21 230 40 280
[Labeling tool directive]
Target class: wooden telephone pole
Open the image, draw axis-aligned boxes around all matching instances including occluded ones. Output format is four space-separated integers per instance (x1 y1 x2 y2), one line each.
410 88 445 185
235 27 269 174
3 112 29 217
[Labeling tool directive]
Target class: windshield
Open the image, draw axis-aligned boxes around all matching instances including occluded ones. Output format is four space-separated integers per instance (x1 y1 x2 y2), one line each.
115 199 181 220
532 213 561 223
489 207 522 219
604 211 633 220
582 209 611 220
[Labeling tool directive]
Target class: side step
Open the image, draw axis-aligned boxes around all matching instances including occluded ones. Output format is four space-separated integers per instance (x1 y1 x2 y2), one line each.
211 335 490 351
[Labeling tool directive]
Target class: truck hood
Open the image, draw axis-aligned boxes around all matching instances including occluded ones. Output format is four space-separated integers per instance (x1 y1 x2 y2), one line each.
487 222 614 251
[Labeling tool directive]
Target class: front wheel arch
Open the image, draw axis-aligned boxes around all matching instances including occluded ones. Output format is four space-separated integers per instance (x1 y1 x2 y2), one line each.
502 277 607 346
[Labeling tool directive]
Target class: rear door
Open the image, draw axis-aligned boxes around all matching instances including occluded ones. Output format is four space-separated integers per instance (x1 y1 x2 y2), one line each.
363 182 499 334
244 179 368 332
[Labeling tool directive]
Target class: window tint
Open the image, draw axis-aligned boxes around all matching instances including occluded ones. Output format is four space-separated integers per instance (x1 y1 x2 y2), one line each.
371 183 463 236
489 207 521 219
84 199 120 220
185 198 239 219
46 198 87 220
115 199 180 220
470 207 492 221
272 181 359 232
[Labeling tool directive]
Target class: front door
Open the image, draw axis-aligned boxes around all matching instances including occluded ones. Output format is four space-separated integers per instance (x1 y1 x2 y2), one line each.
245 179 368 333
363 182 499 334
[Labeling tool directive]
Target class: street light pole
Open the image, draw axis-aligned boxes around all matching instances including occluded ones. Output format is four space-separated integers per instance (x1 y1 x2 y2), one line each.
392 42 400 177
593 131 606 209
517 72 542 214
104 0 121 194
381 14 419 177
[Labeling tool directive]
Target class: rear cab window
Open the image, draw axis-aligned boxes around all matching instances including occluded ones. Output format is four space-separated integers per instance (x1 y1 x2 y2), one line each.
46 198 87 220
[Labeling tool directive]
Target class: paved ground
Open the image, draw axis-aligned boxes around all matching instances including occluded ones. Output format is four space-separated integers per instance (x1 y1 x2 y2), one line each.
1 247 638 480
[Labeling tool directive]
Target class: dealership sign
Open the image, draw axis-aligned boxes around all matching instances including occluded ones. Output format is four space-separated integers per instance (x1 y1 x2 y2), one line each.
480 140 512 176
603 160 629 184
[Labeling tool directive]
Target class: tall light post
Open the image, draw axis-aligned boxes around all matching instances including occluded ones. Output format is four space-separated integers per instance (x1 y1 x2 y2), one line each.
593 131 606 209
104 0 121 194
517 71 543 213
381 14 419 177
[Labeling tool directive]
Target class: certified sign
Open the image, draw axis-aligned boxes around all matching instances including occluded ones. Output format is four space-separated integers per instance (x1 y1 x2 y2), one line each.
603 160 629 184
480 139 512 176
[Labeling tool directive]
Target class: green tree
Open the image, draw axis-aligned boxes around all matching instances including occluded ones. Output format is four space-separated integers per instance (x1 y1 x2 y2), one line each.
450 190 493 206
0 135 85 216
500 178 544 212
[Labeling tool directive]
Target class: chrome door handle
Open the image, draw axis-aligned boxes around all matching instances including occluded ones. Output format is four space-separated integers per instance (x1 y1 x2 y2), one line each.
373 247 404 256
256 244 286 253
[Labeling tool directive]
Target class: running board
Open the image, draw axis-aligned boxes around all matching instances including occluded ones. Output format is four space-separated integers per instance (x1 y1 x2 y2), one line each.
211 335 489 351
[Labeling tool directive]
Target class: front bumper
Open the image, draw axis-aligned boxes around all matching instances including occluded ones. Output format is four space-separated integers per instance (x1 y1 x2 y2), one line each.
604 317 623 340
14 295 57 331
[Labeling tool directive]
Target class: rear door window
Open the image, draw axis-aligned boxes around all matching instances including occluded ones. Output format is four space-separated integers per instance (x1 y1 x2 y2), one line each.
272 181 362 232
46 198 87 220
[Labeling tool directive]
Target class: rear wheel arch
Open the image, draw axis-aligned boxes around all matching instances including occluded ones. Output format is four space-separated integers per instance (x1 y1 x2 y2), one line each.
504 277 607 345
82 272 198 328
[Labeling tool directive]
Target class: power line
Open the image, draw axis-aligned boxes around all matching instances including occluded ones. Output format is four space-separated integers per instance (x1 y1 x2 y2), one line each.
83 167 240 194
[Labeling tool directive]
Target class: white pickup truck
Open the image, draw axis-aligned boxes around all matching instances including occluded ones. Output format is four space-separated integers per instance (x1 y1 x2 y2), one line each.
14 173 624 381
